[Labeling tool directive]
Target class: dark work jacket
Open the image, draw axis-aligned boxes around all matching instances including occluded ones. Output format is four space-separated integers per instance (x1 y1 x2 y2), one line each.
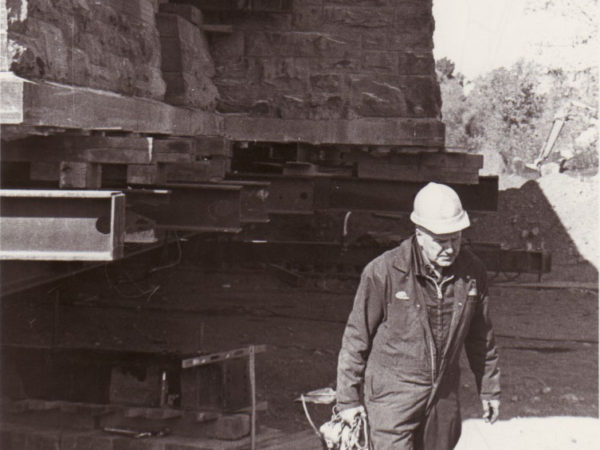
336 236 501 411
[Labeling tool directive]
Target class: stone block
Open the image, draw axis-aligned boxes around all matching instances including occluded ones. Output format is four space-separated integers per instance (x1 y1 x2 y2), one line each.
215 56 260 83
279 93 347 120
109 0 158 25
160 39 215 77
109 366 162 407
205 414 250 440
245 30 359 57
159 3 204 26
362 30 389 50
396 1 431 18
210 30 245 58
134 64 167 100
389 31 433 51
349 75 408 117
397 52 435 76
25 430 61 450
327 0 393 5
163 72 218 109
227 11 293 30
305 56 361 73
260 57 310 91
323 5 395 28
362 51 398 73
61 434 115 450
292 0 323 31
7 0 163 99
253 0 292 12
402 76 440 117
215 82 266 113
309 73 345 92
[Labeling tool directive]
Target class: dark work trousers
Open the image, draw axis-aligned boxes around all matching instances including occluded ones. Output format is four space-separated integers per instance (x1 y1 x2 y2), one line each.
364 364 462 450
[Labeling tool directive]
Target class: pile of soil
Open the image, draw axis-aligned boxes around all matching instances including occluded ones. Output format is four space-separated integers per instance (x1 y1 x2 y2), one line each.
467 172 598 282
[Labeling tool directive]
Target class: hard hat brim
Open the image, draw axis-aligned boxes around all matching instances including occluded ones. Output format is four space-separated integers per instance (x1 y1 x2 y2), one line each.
410 210 470 235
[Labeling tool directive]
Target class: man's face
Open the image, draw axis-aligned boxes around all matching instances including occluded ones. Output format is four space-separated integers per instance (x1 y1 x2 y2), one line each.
415 227 462 268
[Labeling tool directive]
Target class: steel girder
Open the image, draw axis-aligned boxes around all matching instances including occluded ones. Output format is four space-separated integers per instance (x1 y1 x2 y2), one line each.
228 174 499 213
0 190 126 261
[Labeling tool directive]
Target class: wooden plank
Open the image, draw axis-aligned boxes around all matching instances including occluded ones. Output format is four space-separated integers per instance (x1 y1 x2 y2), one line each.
1 136 153 164
153 138 196 163
30 161 60 182
224 116 445 147
166 159 229 183
195 136 233 157
59 162 102 189
127 164 167 185
0 73 222 136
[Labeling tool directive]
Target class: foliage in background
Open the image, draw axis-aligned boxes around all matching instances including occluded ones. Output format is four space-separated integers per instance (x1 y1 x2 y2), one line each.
437 58 598 175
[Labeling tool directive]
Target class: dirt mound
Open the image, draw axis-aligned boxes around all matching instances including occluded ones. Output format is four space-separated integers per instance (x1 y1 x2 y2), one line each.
467 172 598 282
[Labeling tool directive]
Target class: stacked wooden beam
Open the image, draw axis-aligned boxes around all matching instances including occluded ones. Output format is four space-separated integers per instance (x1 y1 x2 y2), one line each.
348 150 484 185
1 134 232 188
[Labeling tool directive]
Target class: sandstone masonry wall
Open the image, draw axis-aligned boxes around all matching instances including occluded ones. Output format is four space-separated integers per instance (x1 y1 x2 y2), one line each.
5 0 166 100
205 0 440 120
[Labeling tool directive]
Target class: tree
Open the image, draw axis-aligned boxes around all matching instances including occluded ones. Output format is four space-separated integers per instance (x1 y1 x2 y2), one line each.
463 60 546 171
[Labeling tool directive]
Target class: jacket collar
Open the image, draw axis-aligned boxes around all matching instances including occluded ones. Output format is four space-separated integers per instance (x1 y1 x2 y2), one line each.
392 234 469 278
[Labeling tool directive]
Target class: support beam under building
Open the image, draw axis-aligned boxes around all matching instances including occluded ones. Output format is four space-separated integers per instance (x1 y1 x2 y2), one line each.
0 190 126 261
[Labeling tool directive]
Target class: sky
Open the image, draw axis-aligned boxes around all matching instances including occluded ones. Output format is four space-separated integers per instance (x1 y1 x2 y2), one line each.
432 0 597 79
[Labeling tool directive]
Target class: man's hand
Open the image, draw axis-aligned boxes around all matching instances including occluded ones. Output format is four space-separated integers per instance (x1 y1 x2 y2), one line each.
481 399 500 424
338 406 365 424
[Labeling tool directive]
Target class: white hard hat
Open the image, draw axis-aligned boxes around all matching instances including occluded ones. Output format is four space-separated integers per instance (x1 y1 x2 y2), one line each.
410 182 470 234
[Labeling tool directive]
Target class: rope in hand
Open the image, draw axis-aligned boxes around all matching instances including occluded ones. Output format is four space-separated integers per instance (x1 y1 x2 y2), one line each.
301 396 369 450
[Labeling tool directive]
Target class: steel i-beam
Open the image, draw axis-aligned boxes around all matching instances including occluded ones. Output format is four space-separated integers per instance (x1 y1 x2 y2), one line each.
130 183 243 233
0 190 125 261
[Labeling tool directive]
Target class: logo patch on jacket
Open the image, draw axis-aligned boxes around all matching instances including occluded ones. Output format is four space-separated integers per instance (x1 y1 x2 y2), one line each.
468 280 478 297
395 290 410 300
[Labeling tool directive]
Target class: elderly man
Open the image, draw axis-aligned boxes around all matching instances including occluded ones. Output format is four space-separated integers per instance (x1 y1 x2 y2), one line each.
336 182 500 449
